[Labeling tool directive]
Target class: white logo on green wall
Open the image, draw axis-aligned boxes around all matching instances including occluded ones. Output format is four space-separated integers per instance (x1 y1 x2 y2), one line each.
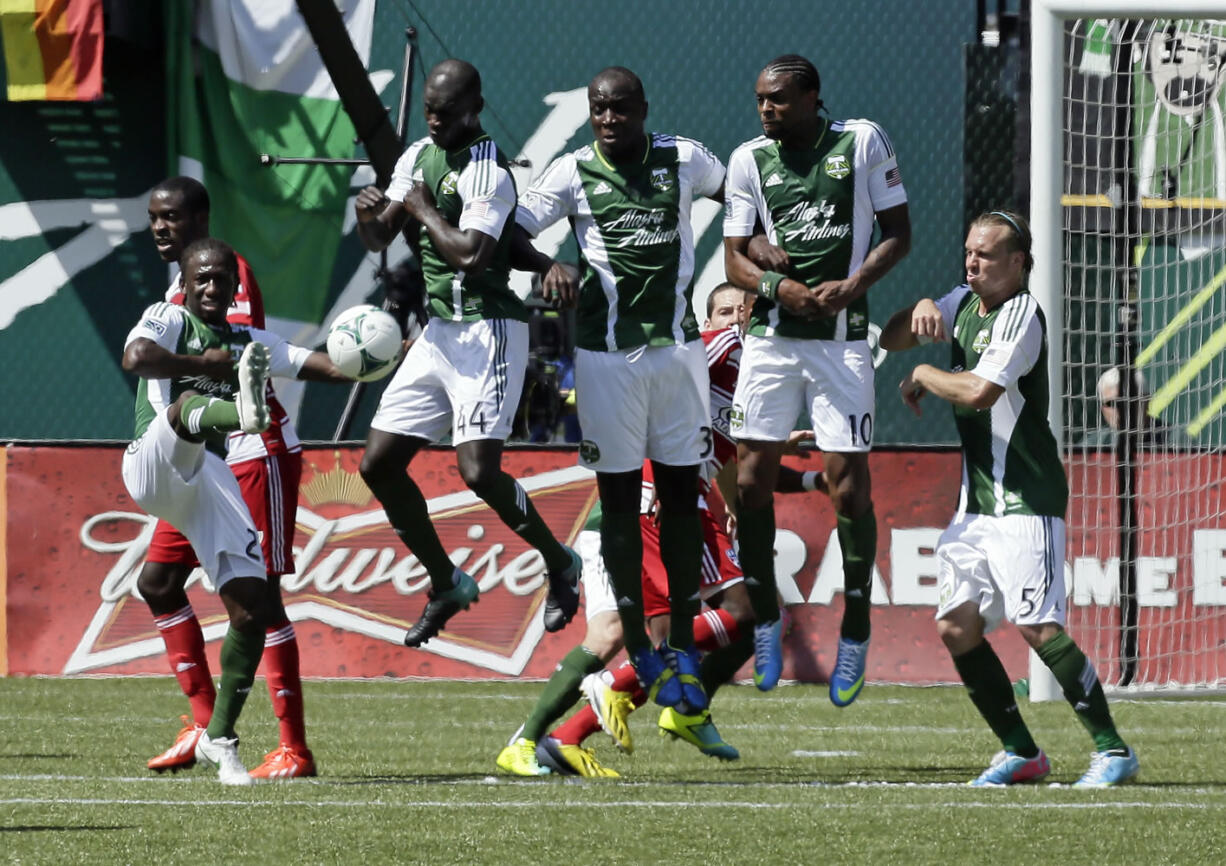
825 155 850 179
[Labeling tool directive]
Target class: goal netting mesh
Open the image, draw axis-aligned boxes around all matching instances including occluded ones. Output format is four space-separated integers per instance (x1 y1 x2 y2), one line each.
1062 17 1226 689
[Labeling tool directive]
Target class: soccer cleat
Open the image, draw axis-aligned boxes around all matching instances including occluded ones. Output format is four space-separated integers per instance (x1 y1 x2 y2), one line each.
147 715 204 773
1074 747 1140 788
496 737 550 776
194 731 253 786
581 673 635 754
829 636 870 707
658 707 739 761
535 736 619 778
249 744 317 780
659 641 708 714
235 342 271 433
543 546 582 633
753 618 784 691
968 749 1051 787
627 644 682 708
404 569 479 648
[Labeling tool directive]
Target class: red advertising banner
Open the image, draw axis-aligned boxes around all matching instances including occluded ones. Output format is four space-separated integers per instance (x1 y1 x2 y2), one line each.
3 444 1223 685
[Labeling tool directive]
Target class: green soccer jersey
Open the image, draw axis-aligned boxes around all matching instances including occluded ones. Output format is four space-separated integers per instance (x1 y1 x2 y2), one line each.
386 134 526 323
517 133 725 352
125 302 305 450
724 119 908 341
935 285 1068 518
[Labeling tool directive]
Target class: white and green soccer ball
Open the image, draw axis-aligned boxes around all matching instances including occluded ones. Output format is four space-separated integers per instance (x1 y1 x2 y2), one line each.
326 304 404 382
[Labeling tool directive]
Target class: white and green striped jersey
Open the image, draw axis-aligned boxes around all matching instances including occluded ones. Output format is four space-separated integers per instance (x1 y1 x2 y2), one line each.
724 118 907 340
934 285 1068 519
516 133 725 352
125 302 310 447
386 134 526 323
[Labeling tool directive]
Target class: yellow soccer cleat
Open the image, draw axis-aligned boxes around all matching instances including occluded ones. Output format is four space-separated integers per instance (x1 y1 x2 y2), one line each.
581 673 635 754
496 737 550 776
535 736 620 778
658 707 740 761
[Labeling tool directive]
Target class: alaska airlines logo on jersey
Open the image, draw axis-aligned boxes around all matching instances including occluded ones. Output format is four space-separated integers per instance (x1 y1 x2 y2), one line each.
650 167 674 192
825 155 851 179
972 329 991 352
780 198 851 244
440 171 459 195
607 208 679 248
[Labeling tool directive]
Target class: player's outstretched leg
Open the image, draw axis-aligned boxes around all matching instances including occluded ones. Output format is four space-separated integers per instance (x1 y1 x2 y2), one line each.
404 568 479 647
251 619 316 780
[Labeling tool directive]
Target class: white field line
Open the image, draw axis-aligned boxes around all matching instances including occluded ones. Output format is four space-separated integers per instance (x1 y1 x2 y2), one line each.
0 795 1211 811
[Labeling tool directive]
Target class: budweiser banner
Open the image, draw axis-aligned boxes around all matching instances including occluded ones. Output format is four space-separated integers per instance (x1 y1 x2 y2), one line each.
9 444 1222 684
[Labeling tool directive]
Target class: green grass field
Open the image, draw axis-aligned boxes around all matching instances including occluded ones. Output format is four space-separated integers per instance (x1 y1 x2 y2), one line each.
1 677 1223 865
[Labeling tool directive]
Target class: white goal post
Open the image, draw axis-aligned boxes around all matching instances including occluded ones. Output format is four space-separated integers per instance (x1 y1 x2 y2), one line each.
1031 0 1226 697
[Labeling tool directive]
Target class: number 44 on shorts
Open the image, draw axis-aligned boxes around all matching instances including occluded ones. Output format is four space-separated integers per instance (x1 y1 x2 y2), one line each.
456 403 489 436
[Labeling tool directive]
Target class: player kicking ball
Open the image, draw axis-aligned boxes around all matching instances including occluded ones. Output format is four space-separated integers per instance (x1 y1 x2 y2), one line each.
122 239 354 784
880 211 1139 787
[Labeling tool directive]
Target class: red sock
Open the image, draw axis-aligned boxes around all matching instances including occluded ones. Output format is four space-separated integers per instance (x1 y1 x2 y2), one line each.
263 620 308 752
693 608 741 651
609 661 647 704
153 605 215 728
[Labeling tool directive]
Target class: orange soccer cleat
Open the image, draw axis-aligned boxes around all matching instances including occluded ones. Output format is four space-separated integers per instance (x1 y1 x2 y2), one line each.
147 716 206 773
249 744 317 780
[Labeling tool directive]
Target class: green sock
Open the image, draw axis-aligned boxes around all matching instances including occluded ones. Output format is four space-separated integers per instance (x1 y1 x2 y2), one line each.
735 500 778 624
658 505 701 647
1036 631 1127 752
700 631 753 699
179 395 240 436
601 509 648 653
379 476 456 591
206 626 265 739
953 641 1039 758
836 509 876 642
522 645 605 741
478 473 570 572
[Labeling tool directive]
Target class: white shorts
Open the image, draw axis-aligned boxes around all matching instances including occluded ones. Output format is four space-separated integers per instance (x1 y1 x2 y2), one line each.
121 411 266 588
935 513 1067 632
577 529 618 622
731 335 875 451
574 341 711 472
371 317 528 445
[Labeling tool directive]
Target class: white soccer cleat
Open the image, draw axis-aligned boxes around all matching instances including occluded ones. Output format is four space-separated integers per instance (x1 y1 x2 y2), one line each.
194 731 253 786
235 342 271 434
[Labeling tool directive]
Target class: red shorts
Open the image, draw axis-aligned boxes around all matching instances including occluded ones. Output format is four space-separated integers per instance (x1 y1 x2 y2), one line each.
640 505 742 619
147 451 303 576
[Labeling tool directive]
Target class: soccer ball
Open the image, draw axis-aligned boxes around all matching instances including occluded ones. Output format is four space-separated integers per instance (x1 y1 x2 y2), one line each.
326 305 404 382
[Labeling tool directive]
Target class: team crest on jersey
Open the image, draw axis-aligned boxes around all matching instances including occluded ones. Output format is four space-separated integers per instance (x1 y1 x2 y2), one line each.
440 171 459 195
972 329 991 352
579 440 601 463
848 311 866 328
825 155 851 179
730 404 746 431
650 167 673 192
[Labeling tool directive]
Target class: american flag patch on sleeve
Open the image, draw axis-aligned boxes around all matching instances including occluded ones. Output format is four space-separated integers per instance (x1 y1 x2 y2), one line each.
885 167 902 187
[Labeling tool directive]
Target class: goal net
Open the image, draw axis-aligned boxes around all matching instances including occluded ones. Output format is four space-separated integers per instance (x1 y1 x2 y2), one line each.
1050 9 1226 690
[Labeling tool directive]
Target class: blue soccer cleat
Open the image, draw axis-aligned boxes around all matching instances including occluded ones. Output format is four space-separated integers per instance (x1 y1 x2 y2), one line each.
752 619 784 691
659 641 708 714
969 749 1051 787
628 644 682 708
1074 748 1140 788
829 636 870 707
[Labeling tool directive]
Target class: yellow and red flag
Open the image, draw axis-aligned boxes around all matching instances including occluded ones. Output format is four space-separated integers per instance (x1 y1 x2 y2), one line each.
0 0 102 101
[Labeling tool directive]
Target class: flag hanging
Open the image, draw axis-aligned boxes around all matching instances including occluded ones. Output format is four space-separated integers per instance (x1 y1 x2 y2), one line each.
0 0 103 101
166 0 376 328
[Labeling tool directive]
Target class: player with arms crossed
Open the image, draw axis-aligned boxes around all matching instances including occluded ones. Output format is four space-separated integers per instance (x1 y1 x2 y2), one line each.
880 211 1139 787
353 59 581 647
515 67 725 716
141 176 316 779
122 239 352 784
724 54 911 699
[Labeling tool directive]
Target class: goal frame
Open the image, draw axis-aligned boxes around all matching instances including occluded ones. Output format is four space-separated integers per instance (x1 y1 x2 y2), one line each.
1029 0 1226 698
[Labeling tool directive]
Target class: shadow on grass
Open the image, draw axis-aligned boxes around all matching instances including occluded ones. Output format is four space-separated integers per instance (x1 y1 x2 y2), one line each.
0 826 136 832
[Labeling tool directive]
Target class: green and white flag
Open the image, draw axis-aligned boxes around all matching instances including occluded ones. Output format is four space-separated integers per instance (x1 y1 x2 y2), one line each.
166 0 375 329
